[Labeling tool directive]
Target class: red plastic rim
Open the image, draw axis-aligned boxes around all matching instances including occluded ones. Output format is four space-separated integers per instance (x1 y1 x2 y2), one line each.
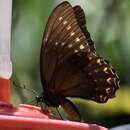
0 102 108 130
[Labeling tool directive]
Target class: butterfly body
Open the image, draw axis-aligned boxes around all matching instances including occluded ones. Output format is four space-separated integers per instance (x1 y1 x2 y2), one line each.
39 1 119 121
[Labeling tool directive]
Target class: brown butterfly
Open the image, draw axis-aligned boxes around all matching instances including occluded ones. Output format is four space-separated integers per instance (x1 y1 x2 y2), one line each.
38 1 119 121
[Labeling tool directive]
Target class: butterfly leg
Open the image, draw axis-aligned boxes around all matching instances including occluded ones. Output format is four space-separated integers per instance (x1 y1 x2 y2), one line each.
55 107 63 120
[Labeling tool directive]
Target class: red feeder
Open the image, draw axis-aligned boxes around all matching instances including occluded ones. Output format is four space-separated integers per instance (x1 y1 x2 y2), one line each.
0 90 108 130
0 78 108 130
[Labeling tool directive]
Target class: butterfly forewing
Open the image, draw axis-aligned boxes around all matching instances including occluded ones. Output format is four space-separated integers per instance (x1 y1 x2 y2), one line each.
73 6 96 53
41 2 91 86
40 1 119 121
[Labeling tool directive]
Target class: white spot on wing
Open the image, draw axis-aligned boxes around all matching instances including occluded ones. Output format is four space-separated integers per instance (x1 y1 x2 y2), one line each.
79 44 84 50
94 69 98 73
44 37 48 42
89 72 92 75
63 21 67 25
61 42 65 46
89 57 92 60
55 42 58 45
76 37 80 42
103 67 109 73
100 95 103 99
113 77 117 85
74 49 78 53
68 44 72 48
96 59 101 64
70 32 75 36
106 88 111 94
99 95 107 102
59 17 63 21
67 25 71 30
106 77 112 84
94 79 98 82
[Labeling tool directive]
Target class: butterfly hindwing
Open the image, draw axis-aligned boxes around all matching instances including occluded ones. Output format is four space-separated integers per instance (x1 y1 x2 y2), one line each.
56 52 119 103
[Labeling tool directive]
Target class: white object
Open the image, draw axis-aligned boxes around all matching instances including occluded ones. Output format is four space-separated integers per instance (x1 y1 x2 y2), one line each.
0 0 12 79
110 124 130 130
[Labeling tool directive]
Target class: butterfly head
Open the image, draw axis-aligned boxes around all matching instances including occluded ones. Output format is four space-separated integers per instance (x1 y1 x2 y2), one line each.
36 90 62 107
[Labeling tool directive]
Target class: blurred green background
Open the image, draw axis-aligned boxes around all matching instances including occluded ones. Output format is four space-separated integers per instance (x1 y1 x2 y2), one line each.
11 0 130 128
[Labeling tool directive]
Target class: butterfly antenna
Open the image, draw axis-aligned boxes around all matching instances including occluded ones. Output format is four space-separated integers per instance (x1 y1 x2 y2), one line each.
55 107 63 120
12 81 38 96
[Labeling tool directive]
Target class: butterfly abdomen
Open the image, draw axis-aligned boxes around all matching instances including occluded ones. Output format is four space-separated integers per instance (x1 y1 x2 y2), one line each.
60 98 81 121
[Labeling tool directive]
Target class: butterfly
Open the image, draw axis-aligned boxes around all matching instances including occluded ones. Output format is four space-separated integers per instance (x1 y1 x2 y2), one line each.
37 1 119 121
